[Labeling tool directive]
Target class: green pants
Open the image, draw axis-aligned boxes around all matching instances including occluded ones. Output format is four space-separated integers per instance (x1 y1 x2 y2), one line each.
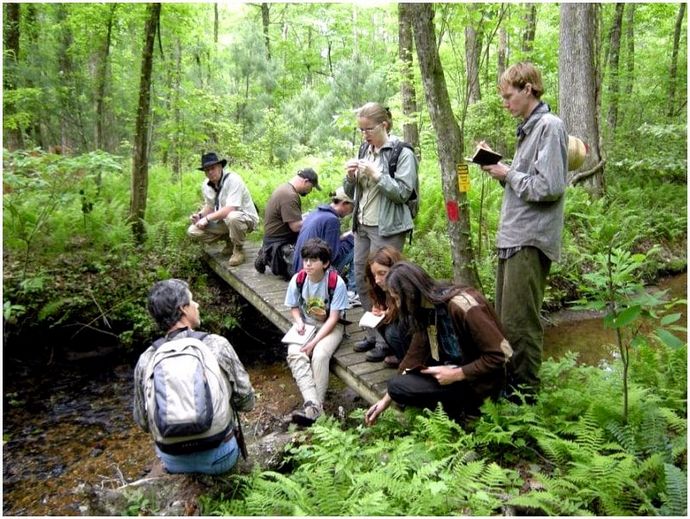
495 246 551 392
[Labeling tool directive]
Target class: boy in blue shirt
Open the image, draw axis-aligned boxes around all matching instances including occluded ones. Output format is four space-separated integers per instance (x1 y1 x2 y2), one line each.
284 238 348 425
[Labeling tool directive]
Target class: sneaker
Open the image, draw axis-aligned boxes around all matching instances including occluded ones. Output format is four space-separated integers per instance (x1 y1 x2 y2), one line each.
254 252 266 274
365 345 387 362
292 401 322 426
383 355 400 369
347 291 361 308
353 338 376 352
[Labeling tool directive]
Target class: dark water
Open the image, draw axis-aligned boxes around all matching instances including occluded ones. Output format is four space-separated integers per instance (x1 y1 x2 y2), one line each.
2 273 686 515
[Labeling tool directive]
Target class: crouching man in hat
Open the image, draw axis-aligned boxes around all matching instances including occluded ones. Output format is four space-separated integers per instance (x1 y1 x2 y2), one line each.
133 279 255 474
187 152 259 267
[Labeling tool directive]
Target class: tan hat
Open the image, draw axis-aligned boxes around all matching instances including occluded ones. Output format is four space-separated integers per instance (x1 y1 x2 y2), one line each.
567 136 587 171
331 186 353 204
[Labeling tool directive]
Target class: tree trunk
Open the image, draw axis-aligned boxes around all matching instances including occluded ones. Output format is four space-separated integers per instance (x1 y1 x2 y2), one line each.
667 3 685 117
497 26 507 83
398 3 420 154
214 3 218 44
559 3 604 196
522 3 537 53
465 23 482 104
605 3 624 142
129 3 161 244
3 2 23 150
623 3 635 98
95 4 116 153
261 3 271 61
408 3 479 287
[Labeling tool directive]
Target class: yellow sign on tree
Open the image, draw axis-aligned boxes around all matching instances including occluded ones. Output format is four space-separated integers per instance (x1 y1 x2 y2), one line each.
457 163 470 193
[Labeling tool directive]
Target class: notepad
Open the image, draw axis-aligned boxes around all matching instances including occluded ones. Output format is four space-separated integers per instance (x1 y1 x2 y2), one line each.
281 323 317 345
358 311 385 329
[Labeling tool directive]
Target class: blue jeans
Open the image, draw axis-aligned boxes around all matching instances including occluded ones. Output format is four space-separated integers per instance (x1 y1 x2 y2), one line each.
155 436 240 475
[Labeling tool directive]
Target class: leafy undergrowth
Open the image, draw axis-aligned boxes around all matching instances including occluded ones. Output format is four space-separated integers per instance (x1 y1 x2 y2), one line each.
200 346 686 516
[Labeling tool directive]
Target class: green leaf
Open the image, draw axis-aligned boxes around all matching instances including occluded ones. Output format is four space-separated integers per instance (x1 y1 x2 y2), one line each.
654 329 685 349
604 305 641 329
660 313 682 326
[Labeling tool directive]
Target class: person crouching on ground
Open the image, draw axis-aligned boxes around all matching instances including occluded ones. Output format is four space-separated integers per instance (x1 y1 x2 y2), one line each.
187 152 259 267
284 238 349 425
133 279 255 474
364 262 513 426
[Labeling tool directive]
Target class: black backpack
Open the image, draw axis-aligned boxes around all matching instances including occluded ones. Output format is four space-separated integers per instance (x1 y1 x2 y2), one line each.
358 141 419 218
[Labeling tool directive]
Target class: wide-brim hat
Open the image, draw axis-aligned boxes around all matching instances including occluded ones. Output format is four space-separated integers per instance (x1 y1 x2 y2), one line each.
297 168 321 190
331 186 353 204
567 136 587 171
198 152 227 171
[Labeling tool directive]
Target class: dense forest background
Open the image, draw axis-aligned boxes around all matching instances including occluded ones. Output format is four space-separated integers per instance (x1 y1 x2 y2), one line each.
3 3 687 515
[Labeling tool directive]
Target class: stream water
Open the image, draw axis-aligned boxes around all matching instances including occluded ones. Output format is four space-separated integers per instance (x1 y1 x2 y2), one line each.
2 273 686 516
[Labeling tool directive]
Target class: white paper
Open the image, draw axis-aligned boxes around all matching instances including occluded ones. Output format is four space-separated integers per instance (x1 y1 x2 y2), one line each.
358 311 385 329
281 323 317 345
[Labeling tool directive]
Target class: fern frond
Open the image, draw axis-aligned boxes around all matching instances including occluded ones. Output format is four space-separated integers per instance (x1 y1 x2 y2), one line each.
660 462 688 516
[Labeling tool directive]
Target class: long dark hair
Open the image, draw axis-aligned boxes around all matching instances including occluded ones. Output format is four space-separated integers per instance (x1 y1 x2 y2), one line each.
384 262 467 331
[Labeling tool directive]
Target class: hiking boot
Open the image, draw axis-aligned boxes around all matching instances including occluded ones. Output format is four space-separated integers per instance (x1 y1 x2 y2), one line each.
291 401 322 426
365 345 387 362
383 355 400 369
353 338 376 352
228 245 245 267
220 241 234 257
254 252 266 274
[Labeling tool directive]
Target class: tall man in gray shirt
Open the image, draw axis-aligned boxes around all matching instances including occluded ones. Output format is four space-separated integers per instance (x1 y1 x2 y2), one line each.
481 62 568 398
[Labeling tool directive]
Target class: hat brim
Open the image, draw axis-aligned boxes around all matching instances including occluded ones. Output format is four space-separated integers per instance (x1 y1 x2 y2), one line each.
198 159 227 171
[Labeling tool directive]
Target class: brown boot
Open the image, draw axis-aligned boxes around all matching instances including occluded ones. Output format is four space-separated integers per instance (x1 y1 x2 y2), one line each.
228 245 245 267
220 241 234 257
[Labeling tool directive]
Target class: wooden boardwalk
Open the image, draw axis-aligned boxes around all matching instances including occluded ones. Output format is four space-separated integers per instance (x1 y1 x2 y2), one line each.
204 242 394 405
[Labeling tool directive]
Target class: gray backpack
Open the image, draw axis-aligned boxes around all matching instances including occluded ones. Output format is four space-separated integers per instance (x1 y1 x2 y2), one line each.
144 332 231 454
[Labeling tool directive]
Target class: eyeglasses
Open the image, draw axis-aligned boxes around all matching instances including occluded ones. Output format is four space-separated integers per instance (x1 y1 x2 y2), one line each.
358 123 381 134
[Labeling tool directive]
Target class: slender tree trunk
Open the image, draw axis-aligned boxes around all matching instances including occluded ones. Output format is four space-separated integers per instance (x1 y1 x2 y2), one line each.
408 3 479 287
559 3 605 197
497 26 507 82
605 3 624 142
3 2 23 150
522 3 537 53
398 3 420 154
261 3 271 61
95 4 116 153
465 23 482 104
214 3 218 44
624 3 635 98
667 3 685 117
129 3 161 244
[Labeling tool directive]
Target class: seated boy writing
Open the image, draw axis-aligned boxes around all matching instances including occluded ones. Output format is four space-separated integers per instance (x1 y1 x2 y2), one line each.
284 238 349 425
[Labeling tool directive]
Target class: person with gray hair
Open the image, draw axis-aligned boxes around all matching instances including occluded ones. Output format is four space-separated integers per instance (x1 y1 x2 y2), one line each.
133 279 255 474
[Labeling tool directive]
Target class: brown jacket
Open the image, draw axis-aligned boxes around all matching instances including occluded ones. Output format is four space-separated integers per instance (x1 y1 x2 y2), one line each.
398 288 513 402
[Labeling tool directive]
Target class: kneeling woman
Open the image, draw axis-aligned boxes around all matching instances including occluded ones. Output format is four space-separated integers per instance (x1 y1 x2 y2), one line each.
364 261 513 426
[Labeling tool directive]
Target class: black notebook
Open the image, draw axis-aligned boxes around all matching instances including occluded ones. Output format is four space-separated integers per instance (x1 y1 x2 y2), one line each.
466 146 502 166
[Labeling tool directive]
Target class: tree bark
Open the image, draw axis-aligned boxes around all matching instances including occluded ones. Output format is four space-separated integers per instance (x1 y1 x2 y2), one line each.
398 3 420 154
408 3 479 287
605 3 624 142
497 26 507 83
465 22 482 104
623 3 635 98
667 3 685 117
129 3 161 244
3 2 23 150
214 3 218 44
95 4 117 153
522 3 537 53
261 3 271 61
559 3 604 196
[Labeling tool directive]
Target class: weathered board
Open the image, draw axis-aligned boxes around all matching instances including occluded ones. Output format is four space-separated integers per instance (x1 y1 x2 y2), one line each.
203 242 395 404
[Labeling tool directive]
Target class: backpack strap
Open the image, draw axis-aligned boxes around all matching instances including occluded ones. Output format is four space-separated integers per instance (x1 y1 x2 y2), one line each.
388 141 415 179
152 329 209 349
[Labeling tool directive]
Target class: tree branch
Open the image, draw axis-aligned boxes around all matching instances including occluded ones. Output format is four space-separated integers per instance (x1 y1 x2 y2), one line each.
569 159 606 186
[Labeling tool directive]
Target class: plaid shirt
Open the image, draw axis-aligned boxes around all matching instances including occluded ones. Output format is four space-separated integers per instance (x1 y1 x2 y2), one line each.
133 328 255 432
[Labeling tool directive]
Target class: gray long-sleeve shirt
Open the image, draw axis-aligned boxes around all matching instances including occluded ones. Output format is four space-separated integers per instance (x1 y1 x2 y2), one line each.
498 104 568 261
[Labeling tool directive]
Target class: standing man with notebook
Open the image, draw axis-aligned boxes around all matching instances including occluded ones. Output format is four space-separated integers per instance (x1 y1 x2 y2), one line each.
480 62 568 400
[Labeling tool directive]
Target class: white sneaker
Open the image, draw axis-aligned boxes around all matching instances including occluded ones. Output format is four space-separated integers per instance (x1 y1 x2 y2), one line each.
347 291 361 308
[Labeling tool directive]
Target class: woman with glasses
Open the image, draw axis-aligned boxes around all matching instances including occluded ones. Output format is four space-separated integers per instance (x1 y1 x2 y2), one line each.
343 102 419 363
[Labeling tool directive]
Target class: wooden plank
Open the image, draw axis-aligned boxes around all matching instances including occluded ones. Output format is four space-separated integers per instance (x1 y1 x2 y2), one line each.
203 242 395 405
